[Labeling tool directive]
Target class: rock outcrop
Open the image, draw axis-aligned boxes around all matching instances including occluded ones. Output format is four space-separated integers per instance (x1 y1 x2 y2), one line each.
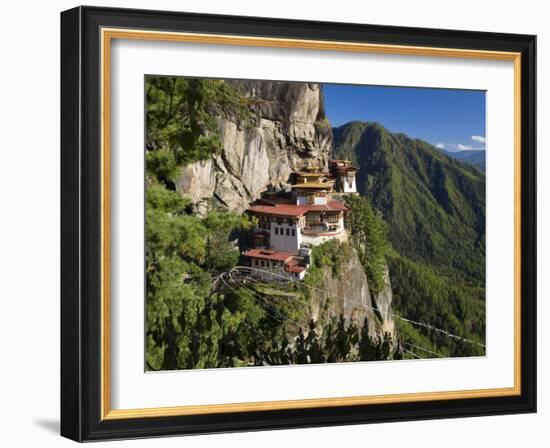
372 267 396 338
175 81 332 213
308 247 395 340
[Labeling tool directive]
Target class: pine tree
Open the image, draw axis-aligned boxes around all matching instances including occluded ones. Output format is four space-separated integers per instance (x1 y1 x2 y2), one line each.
345 195 389 293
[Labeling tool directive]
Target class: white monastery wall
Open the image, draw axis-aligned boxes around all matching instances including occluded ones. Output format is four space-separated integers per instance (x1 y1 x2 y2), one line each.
270 221 301 252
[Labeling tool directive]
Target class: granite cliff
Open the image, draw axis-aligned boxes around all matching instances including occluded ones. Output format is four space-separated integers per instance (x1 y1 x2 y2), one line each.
175 81 332 214
309 245 395 341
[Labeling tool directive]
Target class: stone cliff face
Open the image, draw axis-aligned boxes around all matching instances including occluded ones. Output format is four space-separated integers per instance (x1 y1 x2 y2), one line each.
372 267 396 337
309 247 395 340
175 81 332 214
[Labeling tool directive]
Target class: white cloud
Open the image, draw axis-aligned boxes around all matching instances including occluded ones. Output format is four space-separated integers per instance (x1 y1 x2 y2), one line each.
471 135 486 144
434 142 485 152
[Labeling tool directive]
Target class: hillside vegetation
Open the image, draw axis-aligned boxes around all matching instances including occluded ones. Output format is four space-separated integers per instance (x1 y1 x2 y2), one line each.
334 121 486 357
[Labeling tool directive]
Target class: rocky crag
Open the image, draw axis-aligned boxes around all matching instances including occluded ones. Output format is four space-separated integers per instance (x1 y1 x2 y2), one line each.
176 81 332 214
309 246 395 341
176 80 395 344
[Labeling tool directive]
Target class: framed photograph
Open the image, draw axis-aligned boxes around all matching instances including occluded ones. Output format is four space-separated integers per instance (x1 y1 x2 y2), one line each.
60 6 536 442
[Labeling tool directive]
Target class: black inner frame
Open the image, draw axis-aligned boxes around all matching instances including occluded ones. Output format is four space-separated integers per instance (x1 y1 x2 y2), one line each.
60 6 536 442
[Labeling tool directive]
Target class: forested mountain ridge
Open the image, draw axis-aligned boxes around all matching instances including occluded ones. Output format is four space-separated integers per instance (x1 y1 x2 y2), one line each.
333 121 485 285
333 121 486 356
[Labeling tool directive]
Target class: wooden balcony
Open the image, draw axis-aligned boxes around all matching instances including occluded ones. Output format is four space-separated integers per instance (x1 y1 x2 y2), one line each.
302 223 342 235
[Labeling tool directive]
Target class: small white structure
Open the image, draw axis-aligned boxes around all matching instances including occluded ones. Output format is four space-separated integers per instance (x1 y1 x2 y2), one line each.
269 219 302 252
341 173 357 193
329 160 358 194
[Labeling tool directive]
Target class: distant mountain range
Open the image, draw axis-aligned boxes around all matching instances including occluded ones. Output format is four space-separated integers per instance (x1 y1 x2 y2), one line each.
443 149 486 171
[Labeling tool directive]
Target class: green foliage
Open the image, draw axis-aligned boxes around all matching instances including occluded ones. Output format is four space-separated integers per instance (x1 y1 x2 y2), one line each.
388 251 485 357
345 195 389 294
146 183 190 212
145 149 180 185
330 120 363 165
145 180 255 370
253 317 397 365
203 211 254 271
309 239 353 277
145 76 248 185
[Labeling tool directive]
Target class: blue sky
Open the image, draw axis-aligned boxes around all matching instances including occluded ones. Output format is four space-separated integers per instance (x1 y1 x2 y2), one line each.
323 84 486 152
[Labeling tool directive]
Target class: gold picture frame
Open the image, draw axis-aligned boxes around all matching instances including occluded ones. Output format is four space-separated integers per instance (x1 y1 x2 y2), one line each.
61 6 536 442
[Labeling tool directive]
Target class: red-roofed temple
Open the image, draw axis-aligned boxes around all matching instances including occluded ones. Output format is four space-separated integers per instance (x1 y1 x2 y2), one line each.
242 163 358 281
